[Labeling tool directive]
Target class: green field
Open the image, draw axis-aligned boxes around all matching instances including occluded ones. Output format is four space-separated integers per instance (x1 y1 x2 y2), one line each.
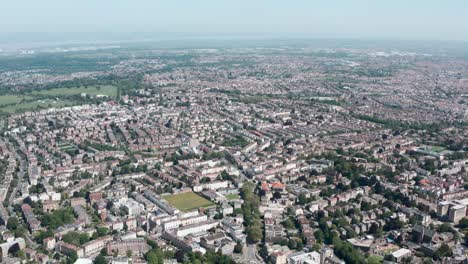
0 95 32 106
58 142 76 151
0 99 75 113
428 146 446 153
421 145 446 153
225 193 240 200
32 85 117 98
0 85 117 114
164 192 215 212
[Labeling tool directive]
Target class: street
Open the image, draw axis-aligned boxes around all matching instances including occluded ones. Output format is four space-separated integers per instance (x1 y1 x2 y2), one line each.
238 244 264 264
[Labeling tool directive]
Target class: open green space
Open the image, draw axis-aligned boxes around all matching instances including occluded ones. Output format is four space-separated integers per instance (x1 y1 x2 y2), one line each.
0 99 76 113
0 85 117 114
0 95 33 106
428 146 446 153
32 85 118 98
225 193 240 200
0 99 74 113
58 142 74 149
221 135 249 148
164 192 215 212
420 145 446 153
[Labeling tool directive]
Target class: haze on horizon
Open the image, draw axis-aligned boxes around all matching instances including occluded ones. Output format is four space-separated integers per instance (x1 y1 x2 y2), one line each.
0 0 467 44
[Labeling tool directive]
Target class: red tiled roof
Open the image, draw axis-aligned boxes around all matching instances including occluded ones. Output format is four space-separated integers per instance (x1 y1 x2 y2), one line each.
261 181 270 191
271 182 285 189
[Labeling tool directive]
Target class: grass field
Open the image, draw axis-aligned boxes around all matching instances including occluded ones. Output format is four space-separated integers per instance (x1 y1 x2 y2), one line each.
0 85 116 114
0 95 32 106
225 193 240 200
0 99 75 113
428 146 446 153
32 85 118 98
58 142 75 150
164 192 215 212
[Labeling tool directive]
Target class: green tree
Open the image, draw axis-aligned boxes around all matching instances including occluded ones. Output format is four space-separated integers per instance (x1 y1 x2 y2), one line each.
367 255 382 264
6 217 19 230
15 250 26 259
62 231 90 246
241 182 263 244
314 229 324 244
247 220 263 243
35 230 54 244
284 218 295 229
234 243 243 254
298 193 307 205
288 239 297 249
146 251 159 264
332 237 366 264
94 254 108 264
434 243 452 260
458 218 468 229
42 207 76 229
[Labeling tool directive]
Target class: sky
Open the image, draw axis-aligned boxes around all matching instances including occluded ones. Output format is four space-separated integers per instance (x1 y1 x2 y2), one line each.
0 0 467 42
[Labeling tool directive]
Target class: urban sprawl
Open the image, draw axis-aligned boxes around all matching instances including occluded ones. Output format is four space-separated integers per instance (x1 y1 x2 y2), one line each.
0 44 467 264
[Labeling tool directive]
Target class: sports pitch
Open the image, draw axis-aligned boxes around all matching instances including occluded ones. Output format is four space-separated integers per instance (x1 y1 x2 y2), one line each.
164 192 215 212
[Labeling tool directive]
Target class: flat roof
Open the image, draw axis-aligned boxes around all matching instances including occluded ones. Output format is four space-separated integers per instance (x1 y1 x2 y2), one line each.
392 248 411 258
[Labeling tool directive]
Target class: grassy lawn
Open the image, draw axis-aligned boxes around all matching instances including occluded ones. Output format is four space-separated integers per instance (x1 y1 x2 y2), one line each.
225 193 240 200
367 255 383 264
221 135 249 148
32 85 117 98
0 85 117 114
58 142 76 151
0 99 75 113
164 192 215 212
428 146 445 153
0 95 32 106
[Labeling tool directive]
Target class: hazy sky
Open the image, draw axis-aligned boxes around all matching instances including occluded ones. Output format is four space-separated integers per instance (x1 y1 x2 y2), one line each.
1 0 467 41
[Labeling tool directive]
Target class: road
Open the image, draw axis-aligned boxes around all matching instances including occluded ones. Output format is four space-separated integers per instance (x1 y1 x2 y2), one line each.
4 145 39 249
7 150 25 214
239 244 264 264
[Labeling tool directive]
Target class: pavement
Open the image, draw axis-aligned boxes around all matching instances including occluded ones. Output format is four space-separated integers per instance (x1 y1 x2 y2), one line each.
238 244 264 264
8 150 25 213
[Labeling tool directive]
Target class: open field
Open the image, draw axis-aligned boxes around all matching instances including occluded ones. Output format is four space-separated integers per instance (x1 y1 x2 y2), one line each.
0 95 33 106
32 85 118 98
58 142 76 150
225 193 240 200
428 146 446 153
0 85 117 114
0 99 75 113
164 192 215 212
